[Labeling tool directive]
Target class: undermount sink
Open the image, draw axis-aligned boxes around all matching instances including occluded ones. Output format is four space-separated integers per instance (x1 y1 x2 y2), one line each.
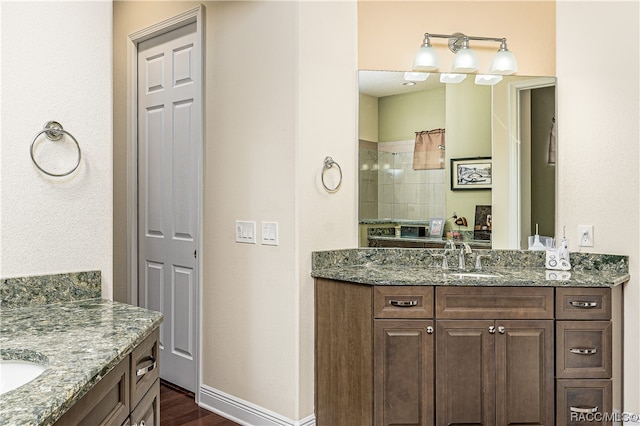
447 272 502 279
0 359 47 395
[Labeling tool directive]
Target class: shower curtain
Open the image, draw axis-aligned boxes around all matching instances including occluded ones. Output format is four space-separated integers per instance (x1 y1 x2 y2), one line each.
413 129 445 170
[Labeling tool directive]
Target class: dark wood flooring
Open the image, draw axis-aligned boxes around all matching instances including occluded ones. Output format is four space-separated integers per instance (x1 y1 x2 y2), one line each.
160 381 240 426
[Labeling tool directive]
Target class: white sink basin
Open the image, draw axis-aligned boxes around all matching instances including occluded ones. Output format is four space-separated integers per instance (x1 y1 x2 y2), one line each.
447 272 502 279
0 360 47 395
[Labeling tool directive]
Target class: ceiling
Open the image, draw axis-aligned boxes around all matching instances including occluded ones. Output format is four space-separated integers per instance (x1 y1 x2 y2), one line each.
358 70 444 98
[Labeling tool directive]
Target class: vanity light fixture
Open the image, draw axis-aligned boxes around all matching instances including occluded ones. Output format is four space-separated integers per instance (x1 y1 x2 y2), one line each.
413 32 518 77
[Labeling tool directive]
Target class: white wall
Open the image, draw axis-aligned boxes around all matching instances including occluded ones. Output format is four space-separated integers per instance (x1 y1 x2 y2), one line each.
557 1 639 412
0 1 113 298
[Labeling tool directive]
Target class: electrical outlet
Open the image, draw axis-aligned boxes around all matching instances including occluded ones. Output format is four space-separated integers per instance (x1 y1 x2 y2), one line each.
578 225 594 247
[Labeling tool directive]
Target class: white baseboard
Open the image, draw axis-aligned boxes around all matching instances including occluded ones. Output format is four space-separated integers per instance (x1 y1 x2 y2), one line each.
199 384 316 426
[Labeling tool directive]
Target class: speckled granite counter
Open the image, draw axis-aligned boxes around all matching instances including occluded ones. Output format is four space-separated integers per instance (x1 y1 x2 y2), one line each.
311 248 629 287
0 272 163 426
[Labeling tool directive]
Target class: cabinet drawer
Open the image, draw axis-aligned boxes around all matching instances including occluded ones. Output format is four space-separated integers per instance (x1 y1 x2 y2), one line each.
374 286 433 319
130 328 159 410
556 379 612 426
556 288 611 320
557 321 612 378
435 286 554 319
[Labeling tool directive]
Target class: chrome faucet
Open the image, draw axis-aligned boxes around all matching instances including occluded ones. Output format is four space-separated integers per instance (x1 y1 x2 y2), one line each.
459 243 472 270
433 240 456 270
444 240 456 253
475 253 490 270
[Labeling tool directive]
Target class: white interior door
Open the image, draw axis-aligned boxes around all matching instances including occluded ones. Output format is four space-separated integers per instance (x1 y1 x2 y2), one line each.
137 21 200 393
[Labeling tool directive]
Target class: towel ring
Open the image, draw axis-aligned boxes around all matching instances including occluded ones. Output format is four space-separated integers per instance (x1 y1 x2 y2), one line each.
321 156 342 193
30 121 81 177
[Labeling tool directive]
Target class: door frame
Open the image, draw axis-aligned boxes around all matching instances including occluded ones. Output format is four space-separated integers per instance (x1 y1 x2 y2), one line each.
506 77 557 249
125 5 204 400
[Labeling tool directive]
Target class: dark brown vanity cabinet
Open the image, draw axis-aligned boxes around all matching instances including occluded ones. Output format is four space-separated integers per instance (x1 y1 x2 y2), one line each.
555 287 621 426
435 287 555 426
55 328 160 426
373 286 434 426
315 280 621 426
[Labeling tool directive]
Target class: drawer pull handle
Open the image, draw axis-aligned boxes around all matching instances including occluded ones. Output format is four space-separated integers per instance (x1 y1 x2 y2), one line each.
570 301 598 308
389 300 418 307
570 406 598 414
136 355 157 377
570 348 598 355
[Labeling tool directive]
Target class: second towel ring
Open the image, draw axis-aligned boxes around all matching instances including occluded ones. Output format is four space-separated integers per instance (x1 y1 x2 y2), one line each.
321 156 342 193
30 121 81 177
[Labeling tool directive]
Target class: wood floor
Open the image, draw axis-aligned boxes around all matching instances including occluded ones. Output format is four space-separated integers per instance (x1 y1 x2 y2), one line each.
160 381 240 426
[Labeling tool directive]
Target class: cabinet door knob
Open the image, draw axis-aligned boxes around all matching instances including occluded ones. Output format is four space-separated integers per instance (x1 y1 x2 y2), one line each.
497 326 506 334
426 326 434 334
488 326 496 334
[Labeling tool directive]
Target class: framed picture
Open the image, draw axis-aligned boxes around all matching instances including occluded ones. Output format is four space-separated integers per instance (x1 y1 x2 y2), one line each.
428 217 445 238
451 157 492 190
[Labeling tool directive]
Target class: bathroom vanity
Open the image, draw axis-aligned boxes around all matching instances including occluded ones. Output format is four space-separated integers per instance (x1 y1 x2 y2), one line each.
0 272 163 426
312 249 627 426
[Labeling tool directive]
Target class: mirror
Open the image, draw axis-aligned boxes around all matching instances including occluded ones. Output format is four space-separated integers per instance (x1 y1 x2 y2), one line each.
358 70 556 249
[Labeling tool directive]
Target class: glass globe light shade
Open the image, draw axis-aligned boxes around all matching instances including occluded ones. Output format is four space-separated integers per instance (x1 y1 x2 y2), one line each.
413 45 439 71
452 47 479 73
490 50 518 75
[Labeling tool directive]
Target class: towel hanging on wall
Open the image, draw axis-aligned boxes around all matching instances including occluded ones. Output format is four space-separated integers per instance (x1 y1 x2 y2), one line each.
413 129 445 170
548 117 556 165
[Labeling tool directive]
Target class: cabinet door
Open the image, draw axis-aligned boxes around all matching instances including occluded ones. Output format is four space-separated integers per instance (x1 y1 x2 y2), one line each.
495 320 554 426
130 379 160 426
435 320 494 426
374 320 434 426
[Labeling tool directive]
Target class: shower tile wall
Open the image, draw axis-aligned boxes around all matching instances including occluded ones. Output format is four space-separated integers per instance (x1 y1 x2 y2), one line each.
360 139 445 221
359 141 378 219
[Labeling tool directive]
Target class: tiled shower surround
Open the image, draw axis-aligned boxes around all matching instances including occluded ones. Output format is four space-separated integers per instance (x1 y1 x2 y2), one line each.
359 139 445 221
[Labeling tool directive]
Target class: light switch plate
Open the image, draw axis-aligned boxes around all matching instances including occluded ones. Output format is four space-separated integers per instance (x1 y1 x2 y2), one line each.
261 221 279 246
235 221 256 244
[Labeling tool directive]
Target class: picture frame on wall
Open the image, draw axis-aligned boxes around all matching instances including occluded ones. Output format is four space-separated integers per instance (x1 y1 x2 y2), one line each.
451 157 492 190
428 217 445 238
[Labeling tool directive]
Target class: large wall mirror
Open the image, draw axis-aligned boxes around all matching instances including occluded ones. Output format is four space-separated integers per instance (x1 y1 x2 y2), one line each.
358 70 557 249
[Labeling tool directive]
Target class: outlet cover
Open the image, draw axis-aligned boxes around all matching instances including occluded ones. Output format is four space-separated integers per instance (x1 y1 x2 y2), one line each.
578 225 594 247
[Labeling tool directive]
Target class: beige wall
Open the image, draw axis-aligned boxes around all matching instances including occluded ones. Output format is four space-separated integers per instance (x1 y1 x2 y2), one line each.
358 1 555 76
113 1 357 421
1 1 113 297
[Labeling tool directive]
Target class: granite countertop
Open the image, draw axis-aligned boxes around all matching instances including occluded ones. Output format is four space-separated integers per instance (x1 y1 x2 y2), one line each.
0 298 163 426
311 248 630 287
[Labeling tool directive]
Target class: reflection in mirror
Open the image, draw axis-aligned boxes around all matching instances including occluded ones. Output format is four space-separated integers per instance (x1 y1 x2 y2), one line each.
358 71 556 250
